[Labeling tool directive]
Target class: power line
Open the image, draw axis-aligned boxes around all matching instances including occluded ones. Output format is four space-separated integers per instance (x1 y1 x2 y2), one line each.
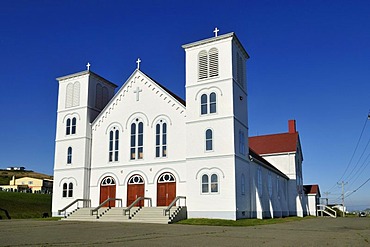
345 177 370 199
327 114 369 193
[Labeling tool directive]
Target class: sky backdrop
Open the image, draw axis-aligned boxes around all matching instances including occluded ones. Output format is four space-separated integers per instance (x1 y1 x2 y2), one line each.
0 0 369 210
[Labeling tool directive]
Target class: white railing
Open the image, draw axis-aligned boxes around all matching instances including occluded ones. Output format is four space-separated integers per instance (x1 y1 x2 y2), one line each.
317 204 337 218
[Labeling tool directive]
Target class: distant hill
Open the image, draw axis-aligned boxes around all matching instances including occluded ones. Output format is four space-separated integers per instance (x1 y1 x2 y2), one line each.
0 170 53 185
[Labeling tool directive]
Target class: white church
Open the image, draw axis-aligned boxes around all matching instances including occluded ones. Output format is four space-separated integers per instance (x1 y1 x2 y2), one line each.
52 31 317 221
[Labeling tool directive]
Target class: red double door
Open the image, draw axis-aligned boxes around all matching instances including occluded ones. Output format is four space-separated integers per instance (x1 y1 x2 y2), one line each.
127 183 145 207
157 182 176 206
99 185 116 207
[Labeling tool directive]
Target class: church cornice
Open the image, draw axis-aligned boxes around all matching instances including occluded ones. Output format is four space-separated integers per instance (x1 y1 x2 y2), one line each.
56 70 118 88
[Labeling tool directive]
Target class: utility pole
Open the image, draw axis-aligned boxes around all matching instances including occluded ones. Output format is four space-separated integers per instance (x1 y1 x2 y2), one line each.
338 181 348 217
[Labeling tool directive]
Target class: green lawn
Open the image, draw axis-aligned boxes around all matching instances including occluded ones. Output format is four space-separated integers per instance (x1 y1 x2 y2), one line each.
0 191 52 219
178 216 313 226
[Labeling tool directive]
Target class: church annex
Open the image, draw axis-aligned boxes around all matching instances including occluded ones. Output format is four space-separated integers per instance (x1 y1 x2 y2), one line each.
52 31 313 221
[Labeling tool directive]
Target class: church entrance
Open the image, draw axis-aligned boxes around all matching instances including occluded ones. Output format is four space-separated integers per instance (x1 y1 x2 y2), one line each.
127 174 145 207
157 172 176 206
99 176 116 207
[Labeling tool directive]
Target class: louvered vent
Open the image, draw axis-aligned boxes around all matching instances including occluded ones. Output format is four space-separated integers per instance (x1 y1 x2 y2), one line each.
237 54 244 88
95 83 103 109
65 83 73 108
102 86 109 106
209 48 219 78
72 82 80 106
198 50 208 80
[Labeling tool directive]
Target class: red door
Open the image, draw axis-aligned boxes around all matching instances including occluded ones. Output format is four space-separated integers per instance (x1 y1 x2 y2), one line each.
100 185 116 207
157 182 176 206
127 184 145 206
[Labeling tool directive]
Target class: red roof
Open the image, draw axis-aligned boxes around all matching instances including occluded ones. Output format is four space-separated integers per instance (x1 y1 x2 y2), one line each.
249 132 299 155
303 184 320 196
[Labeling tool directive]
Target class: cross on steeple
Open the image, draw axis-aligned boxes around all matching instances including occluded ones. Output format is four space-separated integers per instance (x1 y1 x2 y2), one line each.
86 62 91 71
213 27 219 37
134 86 142 101
136 58 141 70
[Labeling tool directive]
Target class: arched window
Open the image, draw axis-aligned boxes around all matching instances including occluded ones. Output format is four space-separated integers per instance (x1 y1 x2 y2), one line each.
155 121 167 158
158 172 175 183
62 183 67 197
71 118 76 134
205 129 213 151
101 176 116 185
66 118 71 135
130 120 144 160
65 83 73 108
201 174 219 194
211 174 218 193
72 82 80 107
200 93 217 115
201 94 208 115
201 174 209 193
109 128 119 162
68 183 73 197
209 92 216 113
96 83 103 109
67 147 72 164
128 174 144 184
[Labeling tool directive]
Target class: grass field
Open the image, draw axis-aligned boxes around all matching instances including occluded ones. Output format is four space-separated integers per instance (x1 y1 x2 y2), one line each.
0 191 52 219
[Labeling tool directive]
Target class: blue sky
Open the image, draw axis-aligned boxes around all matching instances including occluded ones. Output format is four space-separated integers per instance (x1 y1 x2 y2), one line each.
0 1 369 210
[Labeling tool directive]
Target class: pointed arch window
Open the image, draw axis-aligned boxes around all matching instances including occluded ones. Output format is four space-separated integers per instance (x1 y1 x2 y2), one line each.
109 128 119 162
205 129 213 151
130 119 144 160
67 147 72 164
155 120 167 158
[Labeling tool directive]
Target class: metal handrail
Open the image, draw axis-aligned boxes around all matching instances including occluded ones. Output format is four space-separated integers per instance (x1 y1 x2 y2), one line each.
58 199 91 217
164 196 186 217
91 198 122 216
124 197 152 218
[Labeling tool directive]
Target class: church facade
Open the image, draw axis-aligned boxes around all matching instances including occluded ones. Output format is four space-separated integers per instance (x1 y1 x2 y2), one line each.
52 32 309 220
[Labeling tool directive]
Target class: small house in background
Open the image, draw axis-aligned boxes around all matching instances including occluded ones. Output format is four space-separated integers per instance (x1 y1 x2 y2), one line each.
303 184 321 216
0 176 53 193
6 166 26 171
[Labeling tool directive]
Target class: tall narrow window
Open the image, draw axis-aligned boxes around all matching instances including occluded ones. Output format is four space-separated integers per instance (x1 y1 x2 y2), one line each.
68 183 73 197
62 183 67 197
66 118 71 135
239 131 245 155
209 93 216 113
130 120 144 160
198 48 219 80
109 129 119 162
71 118 76 134
65 83 73 108
211 174 218 193
201 94 208 115
205 129 213 151
201 174 209 193
155 121 167 158
67 147 72 164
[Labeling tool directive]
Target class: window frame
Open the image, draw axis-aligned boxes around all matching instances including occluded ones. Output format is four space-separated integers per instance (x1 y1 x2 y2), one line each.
201 173 219 194
205 129 213 152
67 147 72 164
109 128 119 162
130 119 144 160
155 120 167 158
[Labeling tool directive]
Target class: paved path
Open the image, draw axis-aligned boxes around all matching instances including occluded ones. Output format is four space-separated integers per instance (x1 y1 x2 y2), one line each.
0 217 369 246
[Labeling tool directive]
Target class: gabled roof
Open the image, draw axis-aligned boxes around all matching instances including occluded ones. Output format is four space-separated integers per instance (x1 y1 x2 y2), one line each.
249 132 299 155
142 71 186 106
249 148 289 180
303 184 321 197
